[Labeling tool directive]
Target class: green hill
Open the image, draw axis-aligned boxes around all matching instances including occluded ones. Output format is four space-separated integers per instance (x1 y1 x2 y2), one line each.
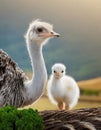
1 37 101 81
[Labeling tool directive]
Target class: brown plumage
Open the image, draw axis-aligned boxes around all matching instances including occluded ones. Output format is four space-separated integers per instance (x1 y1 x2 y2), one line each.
40 107 101 130
0 49 28 107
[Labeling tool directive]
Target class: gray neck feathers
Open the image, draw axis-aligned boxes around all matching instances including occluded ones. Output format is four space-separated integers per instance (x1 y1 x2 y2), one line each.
25 40 47 104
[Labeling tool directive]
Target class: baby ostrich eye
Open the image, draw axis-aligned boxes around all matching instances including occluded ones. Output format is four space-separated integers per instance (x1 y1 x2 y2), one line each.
37 28 43 33
61 70 64 73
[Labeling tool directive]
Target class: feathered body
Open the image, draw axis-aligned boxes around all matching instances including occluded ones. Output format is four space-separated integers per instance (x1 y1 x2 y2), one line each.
40 107 101 130
0 20 59 107
0 49 28 107
47 63 80 110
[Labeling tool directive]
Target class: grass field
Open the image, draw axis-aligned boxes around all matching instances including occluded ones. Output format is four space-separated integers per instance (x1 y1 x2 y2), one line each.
25 97 101 111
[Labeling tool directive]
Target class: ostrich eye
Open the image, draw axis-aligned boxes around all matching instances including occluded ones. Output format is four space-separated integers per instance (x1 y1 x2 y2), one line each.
61 70 64 73
37 28 43 33
54 70 56 73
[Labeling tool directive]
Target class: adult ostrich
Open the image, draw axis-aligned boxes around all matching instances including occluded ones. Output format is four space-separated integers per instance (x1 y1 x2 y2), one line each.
0 19 59 107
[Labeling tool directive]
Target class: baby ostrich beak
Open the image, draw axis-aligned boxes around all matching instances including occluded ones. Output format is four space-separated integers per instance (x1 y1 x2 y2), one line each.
55 72 61 78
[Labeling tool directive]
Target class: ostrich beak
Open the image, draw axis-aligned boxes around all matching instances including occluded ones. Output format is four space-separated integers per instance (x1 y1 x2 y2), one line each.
51 31 60 37
55 72 61 78
39 31 60 38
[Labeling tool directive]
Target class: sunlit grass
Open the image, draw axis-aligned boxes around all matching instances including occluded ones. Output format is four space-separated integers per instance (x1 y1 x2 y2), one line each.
78 77 101 90
24 97 101 111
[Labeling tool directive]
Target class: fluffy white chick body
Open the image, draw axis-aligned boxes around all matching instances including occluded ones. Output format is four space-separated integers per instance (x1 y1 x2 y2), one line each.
47 63 80 110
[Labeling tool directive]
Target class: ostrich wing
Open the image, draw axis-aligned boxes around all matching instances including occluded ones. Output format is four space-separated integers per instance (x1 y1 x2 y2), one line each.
0 49 28 107
40 107 101 130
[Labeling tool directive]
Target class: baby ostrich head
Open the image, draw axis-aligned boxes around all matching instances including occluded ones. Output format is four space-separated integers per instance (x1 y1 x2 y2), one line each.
25 19 60 45
52 63 66 79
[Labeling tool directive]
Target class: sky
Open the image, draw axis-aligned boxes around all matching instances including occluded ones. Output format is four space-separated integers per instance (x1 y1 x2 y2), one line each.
0 0 101 48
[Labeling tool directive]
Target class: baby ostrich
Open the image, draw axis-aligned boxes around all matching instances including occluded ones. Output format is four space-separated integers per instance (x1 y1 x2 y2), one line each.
47 63 80 110
0 19 60 107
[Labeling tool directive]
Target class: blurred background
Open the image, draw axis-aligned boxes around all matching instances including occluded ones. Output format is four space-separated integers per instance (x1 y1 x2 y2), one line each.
0 0 101 110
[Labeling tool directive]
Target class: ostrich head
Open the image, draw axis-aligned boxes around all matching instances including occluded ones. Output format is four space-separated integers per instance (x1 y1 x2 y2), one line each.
52 63 66 79
25 19 60 45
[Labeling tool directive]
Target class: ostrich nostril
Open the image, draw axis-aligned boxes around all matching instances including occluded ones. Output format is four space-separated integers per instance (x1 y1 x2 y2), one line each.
51 32 54 34
51 32 60 37
56 34 60 37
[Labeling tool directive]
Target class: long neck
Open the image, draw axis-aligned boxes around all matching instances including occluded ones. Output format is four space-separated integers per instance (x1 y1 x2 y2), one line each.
25 41 47 103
